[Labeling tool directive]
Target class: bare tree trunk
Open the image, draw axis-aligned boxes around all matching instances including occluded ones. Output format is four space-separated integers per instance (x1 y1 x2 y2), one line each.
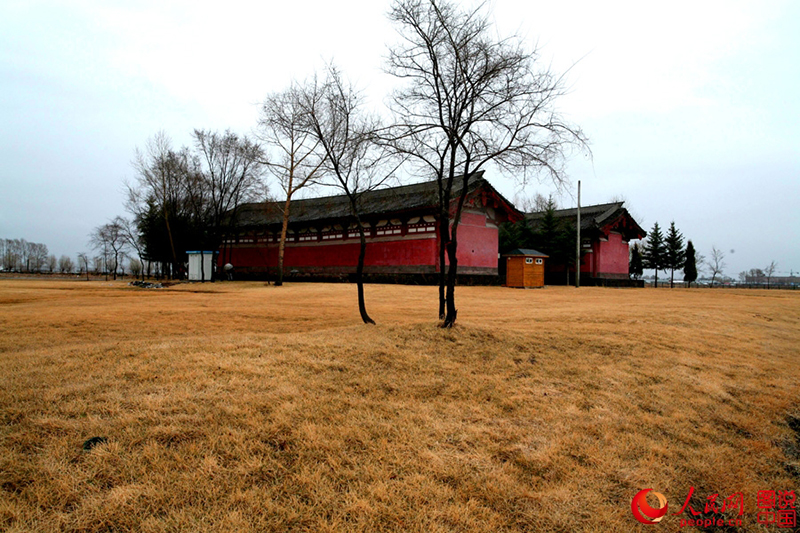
276 194 292 286
437 214 448 319
355 220 375 325
163 211 178 280
442 171 471 328
443 239 459 327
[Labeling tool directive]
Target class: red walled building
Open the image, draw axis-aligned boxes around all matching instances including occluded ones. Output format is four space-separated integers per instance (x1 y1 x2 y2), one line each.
526 202 646 283
220 174 522 280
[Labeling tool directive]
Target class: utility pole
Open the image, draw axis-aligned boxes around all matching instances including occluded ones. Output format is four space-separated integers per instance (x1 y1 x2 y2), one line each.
576 180 581 288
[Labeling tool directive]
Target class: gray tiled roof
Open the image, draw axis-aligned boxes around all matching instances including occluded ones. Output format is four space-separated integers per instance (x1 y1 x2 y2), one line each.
503 248 549 257
525 202 645 239
232 171 515 227
526 202 624 231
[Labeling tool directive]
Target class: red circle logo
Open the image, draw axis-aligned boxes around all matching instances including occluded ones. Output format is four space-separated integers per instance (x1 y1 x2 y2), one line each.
632 489 668 525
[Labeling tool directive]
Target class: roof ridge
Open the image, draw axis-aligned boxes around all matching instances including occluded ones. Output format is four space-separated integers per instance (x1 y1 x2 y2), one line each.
525 200 623 217
239 170 487 208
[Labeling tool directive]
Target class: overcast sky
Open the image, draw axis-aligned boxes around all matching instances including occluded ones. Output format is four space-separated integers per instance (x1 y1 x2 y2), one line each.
1 0 798 277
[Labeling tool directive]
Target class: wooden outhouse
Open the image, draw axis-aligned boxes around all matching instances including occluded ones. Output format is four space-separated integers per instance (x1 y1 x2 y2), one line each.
503 249 548 288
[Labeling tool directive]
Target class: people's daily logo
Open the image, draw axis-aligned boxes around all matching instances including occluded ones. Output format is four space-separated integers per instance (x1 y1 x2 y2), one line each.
631 489 668 525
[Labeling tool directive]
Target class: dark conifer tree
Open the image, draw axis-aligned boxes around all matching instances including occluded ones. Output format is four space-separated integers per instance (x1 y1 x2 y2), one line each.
683 240 698 287
531 198 561 257
529 198 574 284
629 242 644 280
665 221 686 288
498 221 519 255
643 222 666 287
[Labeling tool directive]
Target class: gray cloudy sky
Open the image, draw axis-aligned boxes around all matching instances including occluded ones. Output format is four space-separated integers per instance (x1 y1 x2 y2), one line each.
1 0 798 277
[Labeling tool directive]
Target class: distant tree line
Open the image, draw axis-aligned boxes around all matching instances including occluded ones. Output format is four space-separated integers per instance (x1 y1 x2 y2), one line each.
0 238 77 274
0 236 154 279
1 239 49 272
738 261 782 288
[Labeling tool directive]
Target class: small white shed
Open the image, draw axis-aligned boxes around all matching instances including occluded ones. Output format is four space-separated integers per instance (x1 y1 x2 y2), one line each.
187 251 215 281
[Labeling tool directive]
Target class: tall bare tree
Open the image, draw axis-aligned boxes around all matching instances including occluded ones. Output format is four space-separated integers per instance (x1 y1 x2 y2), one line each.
116 216 147 281
90 221 127 280
58 255 75 274
706 246 726 286
258 82 327 286
301 66 396 325
28 243 48 272
386 0 585 326
129 132 190 277
77 253 90 280
2 239 22 271
764 260 777 289
47 254 58 273
192 129 266 279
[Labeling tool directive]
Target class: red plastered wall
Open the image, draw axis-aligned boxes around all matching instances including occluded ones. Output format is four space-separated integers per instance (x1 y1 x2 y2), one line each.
221 211 499 272
446 211 499 269
223 237 439 269
594 232 630 275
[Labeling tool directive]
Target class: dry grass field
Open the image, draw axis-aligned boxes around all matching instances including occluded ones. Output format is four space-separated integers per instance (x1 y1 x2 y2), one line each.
0 279 798 532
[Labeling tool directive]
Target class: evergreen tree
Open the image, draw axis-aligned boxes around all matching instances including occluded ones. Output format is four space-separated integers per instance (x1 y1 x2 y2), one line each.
642 222 666 287
498 221 519 255
499 197 580 285
665 221 686 288
531 198 561 255
629 242 643 280
529 198 574 284
683 240 698 287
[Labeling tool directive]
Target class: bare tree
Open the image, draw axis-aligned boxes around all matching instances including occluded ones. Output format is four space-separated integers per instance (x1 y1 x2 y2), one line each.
28 243 48 272
706 246 726 286
116 216 147 281
129 258 143 278
386 0 585 325
257 81 327 286
301 66 397 325
92 255 104 276
22 240 34 272
191 129 266 280
2 239 22 271
58 255 74 274
129 132 191 278
90 221 127 280
0 239 51 272
46 254 58 273
3 239 23 271
764 260 777 289
78 253 90 280
514 192 553 213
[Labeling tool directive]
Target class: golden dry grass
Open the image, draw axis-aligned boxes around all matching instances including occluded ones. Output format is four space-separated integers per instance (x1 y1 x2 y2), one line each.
0 279 798 532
